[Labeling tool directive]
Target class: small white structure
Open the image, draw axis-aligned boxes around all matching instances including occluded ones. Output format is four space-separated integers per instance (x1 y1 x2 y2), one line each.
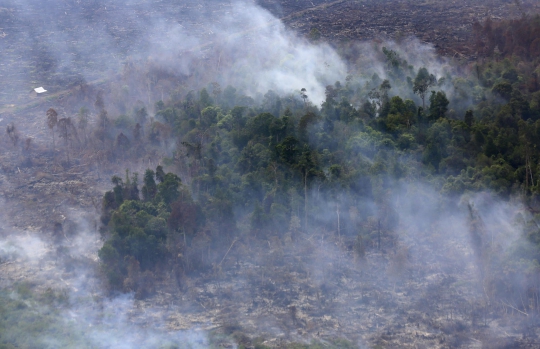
34 87 47 94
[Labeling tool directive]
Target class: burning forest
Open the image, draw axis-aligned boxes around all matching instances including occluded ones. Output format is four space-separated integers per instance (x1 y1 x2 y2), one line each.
1 1 540 348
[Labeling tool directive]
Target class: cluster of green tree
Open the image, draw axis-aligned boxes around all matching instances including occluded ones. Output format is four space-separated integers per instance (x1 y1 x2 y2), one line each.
94 32 540 307
98 166 211 296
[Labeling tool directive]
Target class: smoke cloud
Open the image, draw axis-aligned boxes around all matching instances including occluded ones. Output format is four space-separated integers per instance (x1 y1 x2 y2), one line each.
0 205 216 348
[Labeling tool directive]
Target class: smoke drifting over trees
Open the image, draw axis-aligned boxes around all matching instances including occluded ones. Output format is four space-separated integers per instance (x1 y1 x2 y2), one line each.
1 1 540 349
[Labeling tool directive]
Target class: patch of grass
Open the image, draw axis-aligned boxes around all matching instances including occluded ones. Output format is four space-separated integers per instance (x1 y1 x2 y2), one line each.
0 286 88 349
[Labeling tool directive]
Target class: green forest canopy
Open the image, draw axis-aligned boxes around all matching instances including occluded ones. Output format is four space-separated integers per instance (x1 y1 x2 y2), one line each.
97 29 540 299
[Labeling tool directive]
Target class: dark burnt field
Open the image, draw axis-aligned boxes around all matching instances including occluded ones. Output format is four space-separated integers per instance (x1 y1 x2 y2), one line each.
265 0 540 56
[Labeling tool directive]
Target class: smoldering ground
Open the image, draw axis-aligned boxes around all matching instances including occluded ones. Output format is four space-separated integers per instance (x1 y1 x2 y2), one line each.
2 178 537 348
212 182 539 347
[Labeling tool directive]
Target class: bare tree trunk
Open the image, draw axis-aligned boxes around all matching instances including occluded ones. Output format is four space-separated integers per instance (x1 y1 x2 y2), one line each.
378 219 381 250
525 152 530 190
65 141 70 164
272 163 278 188
304 171 308 232
336 202 340 238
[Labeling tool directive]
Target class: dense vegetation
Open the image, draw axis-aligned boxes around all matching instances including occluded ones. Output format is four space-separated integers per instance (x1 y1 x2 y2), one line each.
0 284 78 349
96 18 540 311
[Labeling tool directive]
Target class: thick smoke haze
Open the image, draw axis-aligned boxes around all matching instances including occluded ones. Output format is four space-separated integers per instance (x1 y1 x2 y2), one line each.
0 205 215 348
1 0 539 348
0 0 346 105
0 0 465 109
1 182 536 347
201 2 347 104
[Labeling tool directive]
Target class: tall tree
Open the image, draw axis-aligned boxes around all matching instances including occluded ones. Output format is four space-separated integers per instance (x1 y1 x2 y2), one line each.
328 164 345 237
115 132 130 160
428 91 450 121
211 82 222 104
142 169 157 201
379 80 392 117
300 88 308 108
464 110 474 127
46 108 58 151
156 172 182 205
169 199 198 246
296 145 320 230
6 123 19 146
77 107 89 145
413 67 437 110
155 165 165 183
94 90 105 113
135 107 148 126
133 123 142 143
199 88 212 108
57 117 78 164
